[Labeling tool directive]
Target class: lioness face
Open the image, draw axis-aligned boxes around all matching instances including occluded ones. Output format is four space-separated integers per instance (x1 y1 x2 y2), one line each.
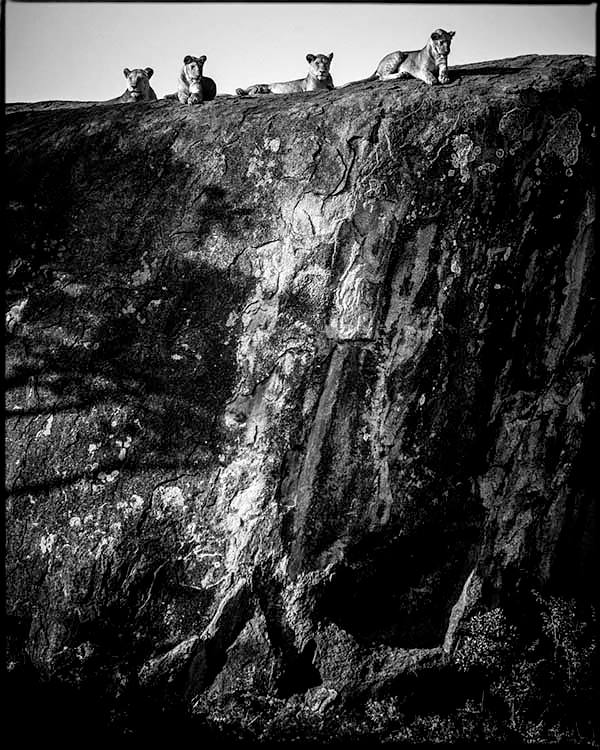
183 55 207 84
306 53 333 81
430 29 455 57
123 67 153 98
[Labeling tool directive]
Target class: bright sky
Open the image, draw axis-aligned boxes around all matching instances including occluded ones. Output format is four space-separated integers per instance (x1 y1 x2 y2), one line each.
4 2 597 102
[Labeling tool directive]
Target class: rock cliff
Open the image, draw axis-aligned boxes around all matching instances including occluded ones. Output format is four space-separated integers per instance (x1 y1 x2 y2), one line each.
5 54 596 729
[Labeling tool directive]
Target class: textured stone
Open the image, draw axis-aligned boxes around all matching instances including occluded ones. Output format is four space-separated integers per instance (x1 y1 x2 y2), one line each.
5 54 595 714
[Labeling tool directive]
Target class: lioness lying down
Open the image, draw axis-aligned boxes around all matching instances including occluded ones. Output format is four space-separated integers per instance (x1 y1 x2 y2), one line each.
236 53 334 96
344 29 455 87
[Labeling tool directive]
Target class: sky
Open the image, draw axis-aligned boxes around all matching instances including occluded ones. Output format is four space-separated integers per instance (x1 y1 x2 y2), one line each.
4 2 597 102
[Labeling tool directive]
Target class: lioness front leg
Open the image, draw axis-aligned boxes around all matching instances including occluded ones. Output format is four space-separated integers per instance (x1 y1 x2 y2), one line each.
401 62 438 85
438 64 450 84
379 70 405 81
188 82 203 104
417 71 438 85
248 84 272 95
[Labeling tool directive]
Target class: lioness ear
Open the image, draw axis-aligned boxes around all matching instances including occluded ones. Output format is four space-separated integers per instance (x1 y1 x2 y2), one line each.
449 31 456 38
328 52 334 61
183 55 194 65
199 55 207 64
306 54 315 63
123 68 131 77
145 67 154 79
431 31 440 41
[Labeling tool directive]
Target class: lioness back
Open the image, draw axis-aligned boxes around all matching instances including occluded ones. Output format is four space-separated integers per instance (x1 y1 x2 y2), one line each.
236 53 334 96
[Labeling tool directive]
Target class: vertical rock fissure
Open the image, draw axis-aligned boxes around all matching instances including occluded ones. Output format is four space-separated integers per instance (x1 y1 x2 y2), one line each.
288 344 349 578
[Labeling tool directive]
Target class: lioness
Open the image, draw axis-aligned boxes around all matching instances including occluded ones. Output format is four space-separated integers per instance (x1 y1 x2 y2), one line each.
110 67 157 103
344 29 455 87
236 53 334 96
164 55 217 104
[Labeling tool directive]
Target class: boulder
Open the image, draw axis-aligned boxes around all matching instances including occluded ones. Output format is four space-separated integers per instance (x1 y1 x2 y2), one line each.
5 54 595 716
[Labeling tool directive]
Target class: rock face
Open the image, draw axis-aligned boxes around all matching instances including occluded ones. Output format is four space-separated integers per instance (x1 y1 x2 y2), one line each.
5 55 595 717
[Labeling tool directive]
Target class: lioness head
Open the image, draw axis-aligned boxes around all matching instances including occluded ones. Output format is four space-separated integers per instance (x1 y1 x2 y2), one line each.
183 55 207 93
429 29 455 57
306 53 334 81
123 67 154 99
